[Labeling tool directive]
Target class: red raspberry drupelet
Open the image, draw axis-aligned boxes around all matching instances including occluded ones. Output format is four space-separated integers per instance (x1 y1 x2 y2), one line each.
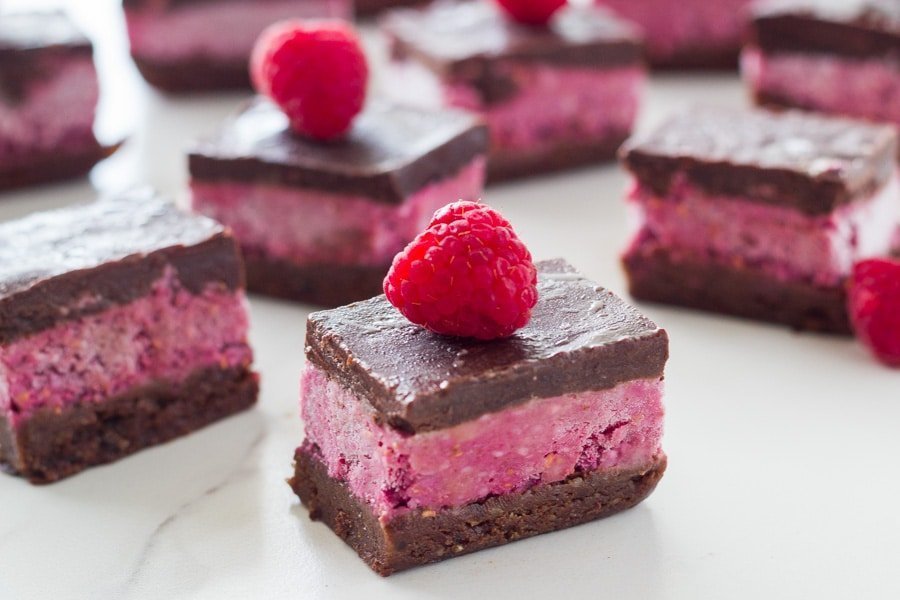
384 201 538 340
849 258 900 367
250 20 368 141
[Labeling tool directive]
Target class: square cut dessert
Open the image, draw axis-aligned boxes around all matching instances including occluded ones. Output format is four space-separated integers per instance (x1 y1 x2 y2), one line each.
290 259 668 575
189 99 488 306
123 0 351 92
0 189 258 484
381 0 645 182
743 0 900 129
595 0 754 69
621 107 900 334
0 12 113 190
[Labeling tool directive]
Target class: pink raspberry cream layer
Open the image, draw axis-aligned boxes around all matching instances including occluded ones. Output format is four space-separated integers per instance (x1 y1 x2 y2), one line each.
301 364 665 518
0 268 253 428
625 172 900 287
0 57 99 163
742 48 900 126
125 0 350 64
596 0 752 64
190 157 485 267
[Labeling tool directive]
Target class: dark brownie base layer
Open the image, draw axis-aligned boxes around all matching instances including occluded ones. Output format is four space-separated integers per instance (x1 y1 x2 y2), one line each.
0 140 117 191
356 0 429 18
648 47 741 70
132 55 250 93
487 132 628 184
290 447 666 576
0 366 258 484
624 249 852 334
244 253 387 307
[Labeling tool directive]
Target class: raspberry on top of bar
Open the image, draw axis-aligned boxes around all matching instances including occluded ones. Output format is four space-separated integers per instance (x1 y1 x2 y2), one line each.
0 189 258 484
621 106 900 333
292 259 668 575
381 0 645 181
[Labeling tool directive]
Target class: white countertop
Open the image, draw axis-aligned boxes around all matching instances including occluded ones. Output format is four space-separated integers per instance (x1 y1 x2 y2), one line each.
1 1 899 599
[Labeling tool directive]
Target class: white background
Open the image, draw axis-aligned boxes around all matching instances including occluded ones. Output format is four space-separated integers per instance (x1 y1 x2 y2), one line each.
0 1 898 598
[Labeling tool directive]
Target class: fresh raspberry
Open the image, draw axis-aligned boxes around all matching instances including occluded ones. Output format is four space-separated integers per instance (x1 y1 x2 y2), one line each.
848 258 900 367
384 201 538 340
495 0 566 25
250 20 368 141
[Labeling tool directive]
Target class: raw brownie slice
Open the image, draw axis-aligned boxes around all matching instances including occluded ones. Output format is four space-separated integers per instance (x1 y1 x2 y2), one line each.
595 0 754 69
0 189 258 484
290 259 668 575
0 12 113 190
381 0 645 182
743 0 900 128
188 99 488 306
621 107 900 333
123 0 351 92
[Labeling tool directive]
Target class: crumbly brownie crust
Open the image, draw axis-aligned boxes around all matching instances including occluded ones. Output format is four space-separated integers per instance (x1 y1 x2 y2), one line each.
305 259 668 433
356 0 428 18
291 446 667 576
0 141 116 192
0 189 243 344
621 107 898 215
132 55 252 93
623 248 852 334
647 47 741 71
0 366 258 484
243 253 387 307
189 100 488 204
750 0 900 59
487 131 629 183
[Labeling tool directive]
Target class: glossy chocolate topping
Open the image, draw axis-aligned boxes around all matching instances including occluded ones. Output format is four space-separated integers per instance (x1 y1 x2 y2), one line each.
0 188 243 344
751 0 900 59
383 0 643 103
622 107 898 215
306 259 669 433
189 99 488 204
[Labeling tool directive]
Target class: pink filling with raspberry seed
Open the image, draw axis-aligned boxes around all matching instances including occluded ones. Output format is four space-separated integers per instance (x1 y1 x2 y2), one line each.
0 57 98 161
301 364 665 517
190 157 485 267
385 60 643 153
125 0 351 63
0 268 253 427
595 0 752 61
742 48 900 126
624 172 900 287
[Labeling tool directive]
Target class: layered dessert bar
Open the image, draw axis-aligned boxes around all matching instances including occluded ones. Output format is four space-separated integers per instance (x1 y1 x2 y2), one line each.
743 0 900 128
291 259 668 575
0 189 258 484
0 12 112 190
595 0 754 69
189 99 488 306
123 0 351 92
382 0 645 182
622 107 900 334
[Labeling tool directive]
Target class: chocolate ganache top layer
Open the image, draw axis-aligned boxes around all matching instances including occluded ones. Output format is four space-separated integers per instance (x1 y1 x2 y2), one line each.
751 0 900 59
621 106 898 215
0 188 242 344
383 0 643 103
306 259 669 433
189 99 488 204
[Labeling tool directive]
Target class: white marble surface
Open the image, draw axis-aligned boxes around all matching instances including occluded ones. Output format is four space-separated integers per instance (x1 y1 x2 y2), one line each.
1 1 899 599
